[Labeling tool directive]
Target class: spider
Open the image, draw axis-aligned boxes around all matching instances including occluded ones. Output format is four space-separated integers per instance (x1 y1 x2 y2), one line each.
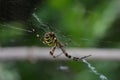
32 29 91 61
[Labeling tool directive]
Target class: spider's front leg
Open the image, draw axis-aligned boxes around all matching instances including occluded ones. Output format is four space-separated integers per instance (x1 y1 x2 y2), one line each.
50 46 56 58
50 46 63 58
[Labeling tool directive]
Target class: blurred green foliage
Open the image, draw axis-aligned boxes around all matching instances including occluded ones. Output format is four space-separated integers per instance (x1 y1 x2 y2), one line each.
0 0 120 47
0 0 120 80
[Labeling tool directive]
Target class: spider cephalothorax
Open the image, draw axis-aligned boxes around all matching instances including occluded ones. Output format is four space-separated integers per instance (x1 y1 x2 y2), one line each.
32 29 91 61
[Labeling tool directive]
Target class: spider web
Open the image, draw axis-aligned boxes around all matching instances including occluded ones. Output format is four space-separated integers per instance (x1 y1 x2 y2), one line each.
0 12 109 80
32 12 109 80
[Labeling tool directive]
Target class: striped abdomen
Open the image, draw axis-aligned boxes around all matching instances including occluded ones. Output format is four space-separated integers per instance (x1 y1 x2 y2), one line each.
42 32 57 47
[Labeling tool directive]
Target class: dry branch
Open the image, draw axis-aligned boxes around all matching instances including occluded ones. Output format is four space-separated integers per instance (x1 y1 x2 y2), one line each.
0 47 120 61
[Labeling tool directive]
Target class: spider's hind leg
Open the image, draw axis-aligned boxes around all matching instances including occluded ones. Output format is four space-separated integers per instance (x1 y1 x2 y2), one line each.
73 55 92 61
79 55 92 60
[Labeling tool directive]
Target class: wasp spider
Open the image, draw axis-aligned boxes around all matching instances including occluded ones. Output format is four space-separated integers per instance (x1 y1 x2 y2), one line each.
32 29 91 61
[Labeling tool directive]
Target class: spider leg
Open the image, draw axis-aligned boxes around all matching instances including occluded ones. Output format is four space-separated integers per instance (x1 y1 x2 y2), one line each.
72 55 91 61
50 46 56 58
57 42 72 59
78 55 92 60
58 42 91 61
50 46 63 58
